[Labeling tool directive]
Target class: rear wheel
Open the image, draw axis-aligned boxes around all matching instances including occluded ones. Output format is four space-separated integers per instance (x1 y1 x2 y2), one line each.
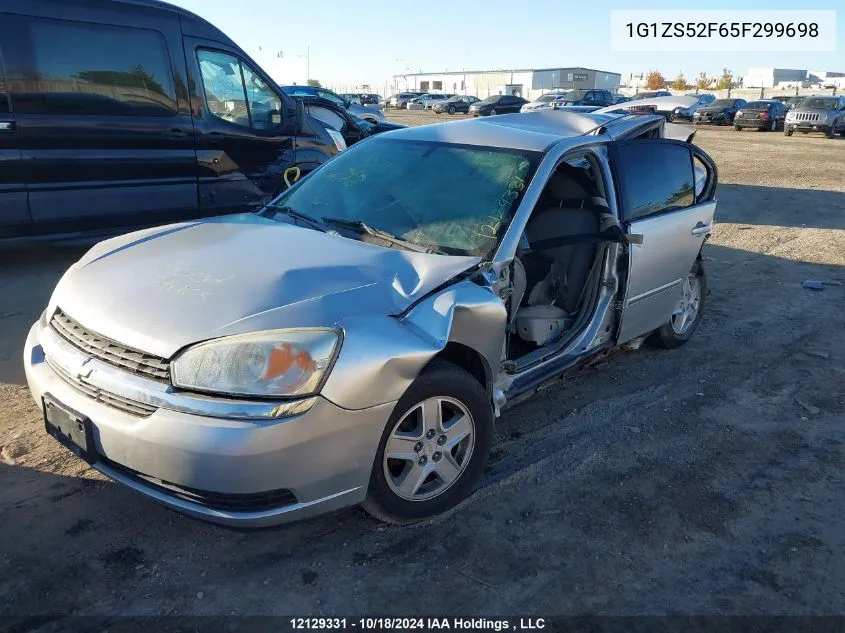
652 260 706 349
363 360 493 524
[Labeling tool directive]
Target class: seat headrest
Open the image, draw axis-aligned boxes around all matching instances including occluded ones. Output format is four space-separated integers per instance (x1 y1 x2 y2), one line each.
545 167 593 200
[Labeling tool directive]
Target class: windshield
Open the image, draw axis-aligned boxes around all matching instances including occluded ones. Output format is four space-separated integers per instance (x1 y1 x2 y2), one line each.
710 99 735 108
630 92 656 100
268 138 538 257
478 95 502 104
445 96 463 102
801 98 838 110
535 94 556 103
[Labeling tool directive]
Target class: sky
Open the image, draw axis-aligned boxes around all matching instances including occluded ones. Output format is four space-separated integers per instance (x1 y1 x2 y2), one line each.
169 0 843 93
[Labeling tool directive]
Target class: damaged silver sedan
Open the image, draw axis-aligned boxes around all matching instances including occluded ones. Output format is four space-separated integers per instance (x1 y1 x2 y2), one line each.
24 110 717 526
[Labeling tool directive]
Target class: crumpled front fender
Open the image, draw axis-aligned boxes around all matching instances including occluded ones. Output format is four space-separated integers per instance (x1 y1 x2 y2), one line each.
320 280 507 411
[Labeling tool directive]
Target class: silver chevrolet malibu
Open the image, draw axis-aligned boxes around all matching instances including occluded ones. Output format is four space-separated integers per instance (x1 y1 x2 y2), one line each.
24 110 717 527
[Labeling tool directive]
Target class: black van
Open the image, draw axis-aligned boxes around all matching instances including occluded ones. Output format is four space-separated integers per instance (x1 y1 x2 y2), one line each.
0 0 343 240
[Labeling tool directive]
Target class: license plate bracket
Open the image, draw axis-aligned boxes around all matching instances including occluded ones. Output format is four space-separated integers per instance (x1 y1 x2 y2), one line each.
43 394 97 464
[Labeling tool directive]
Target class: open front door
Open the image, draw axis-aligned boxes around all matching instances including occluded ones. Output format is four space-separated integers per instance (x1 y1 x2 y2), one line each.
611 139 717 343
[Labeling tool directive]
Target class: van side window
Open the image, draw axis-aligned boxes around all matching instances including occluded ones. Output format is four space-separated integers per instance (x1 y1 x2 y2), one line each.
0 58 8 114
2 15 177 117
197 50 281 130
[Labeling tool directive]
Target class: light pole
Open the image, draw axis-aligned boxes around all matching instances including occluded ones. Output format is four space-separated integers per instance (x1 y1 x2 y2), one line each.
299 46 310 84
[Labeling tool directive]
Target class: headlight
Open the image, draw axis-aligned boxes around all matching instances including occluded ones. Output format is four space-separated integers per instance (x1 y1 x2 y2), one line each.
171 329 340 398
786 111 796 119
326 128 347 152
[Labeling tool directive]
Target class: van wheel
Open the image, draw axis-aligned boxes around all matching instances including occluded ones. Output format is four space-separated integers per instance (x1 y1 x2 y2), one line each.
652 260 706 349
362 359 493 524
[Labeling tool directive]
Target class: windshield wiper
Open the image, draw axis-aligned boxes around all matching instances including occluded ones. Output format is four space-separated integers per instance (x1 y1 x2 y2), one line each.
266 205 328 232
320 217 434 253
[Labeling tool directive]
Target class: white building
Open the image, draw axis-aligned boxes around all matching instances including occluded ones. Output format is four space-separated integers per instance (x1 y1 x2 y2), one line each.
391 67 621 101
743 68 808 88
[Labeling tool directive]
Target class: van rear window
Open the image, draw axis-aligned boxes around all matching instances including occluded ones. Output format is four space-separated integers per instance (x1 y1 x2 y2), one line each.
2 15 177 117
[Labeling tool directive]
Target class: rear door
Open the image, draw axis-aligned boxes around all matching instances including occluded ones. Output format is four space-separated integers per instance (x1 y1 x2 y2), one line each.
611 139 717 343
185 39 295 215
0 47 30 232
0 9 198 233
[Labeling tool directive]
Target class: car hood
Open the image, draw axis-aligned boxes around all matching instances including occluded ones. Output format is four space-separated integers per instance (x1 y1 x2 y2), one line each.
49 214 481 358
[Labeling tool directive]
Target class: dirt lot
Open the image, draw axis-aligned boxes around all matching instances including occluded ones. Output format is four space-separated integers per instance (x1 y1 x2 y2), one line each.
1 112 844 623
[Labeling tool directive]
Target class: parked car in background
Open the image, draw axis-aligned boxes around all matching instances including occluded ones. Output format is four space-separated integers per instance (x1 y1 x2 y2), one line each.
784 95 845 138
469 94 529 116
26 110 717 527
291 95 406 147
433 95 480 114
418 94 453 110
281 86 385 124
389 92 424 108
552 89 614 107
340 93 362 105
670 94 715 121
599 95 700 121
692 98 747 125
612 95 632 104
520 93 560 113
359 93 382 105
771 95 806 110
0 0 344 241
733 100 788 132
631 90 672 100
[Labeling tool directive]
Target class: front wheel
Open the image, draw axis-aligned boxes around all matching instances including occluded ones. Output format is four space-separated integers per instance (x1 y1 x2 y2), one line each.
363 360 494 524
489 108 497 116
448 105 456 115
784 128 793 136
652 260 706 349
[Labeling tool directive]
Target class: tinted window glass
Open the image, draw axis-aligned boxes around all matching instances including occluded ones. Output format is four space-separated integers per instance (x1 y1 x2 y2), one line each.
316 89 346 107
4 16 176 116
614 141 695 221
0 58 8 114
744 101 772 111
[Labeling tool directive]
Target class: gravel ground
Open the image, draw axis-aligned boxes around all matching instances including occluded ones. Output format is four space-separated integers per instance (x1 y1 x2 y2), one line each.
1 112 844 623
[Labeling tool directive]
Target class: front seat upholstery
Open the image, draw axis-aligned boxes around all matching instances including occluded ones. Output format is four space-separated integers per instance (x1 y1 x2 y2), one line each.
523 170 601 313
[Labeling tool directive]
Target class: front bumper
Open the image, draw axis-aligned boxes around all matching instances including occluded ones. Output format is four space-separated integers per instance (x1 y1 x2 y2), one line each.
693 114 728 125
24 321 394 527
786 121 832 134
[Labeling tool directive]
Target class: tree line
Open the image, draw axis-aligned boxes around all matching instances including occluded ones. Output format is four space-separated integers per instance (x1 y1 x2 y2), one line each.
643 68 735 91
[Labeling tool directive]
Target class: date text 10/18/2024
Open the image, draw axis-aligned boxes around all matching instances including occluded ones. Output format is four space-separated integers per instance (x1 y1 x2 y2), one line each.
290 618 547 631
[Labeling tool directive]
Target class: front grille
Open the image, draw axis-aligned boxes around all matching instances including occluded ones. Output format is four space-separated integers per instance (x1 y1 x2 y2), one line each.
45 355 158 417
794 112 821 122
50 308 170 382
103 458 298 512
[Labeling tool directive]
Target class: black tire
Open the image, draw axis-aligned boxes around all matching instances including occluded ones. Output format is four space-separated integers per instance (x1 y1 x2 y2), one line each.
489 108 497 116
784 128 793 136
734 125 742 131
448 105 456 115
652 260 707 350
362 359 494 524
668 113 676 122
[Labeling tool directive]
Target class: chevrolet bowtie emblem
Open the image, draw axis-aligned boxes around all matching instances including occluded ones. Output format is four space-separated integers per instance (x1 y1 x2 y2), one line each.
72 356 94 380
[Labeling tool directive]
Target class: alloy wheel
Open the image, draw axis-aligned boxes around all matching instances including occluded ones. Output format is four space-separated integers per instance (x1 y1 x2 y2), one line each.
383 397 475 502
671 273 702 335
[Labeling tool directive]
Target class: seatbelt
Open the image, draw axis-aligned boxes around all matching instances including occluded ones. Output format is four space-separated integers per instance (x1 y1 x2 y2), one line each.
529 224 629 251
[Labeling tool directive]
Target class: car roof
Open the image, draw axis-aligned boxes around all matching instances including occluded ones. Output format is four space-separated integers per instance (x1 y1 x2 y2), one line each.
382 110 657 152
